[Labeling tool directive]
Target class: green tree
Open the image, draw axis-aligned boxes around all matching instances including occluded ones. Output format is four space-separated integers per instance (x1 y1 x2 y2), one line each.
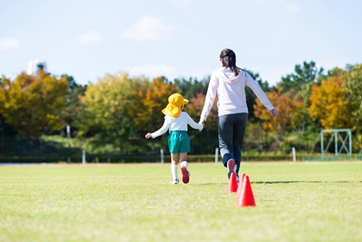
59 75 87 137
345 64 362 149
280 61 324 94
280 61 324 132
0 71 68 155
78 73 146 152
173 76 209 99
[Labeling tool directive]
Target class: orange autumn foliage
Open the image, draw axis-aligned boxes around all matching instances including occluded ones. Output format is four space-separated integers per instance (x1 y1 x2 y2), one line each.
131 77 178 133
254 85 304 139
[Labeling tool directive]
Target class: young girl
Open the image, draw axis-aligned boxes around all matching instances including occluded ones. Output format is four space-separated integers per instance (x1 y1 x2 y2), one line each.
145 93 203 184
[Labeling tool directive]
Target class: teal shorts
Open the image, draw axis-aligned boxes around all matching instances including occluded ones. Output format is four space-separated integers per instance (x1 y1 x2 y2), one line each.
168 131 190 154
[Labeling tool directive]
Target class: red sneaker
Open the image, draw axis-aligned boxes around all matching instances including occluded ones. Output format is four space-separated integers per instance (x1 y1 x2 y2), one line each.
181 166 190 184
227 159 235 179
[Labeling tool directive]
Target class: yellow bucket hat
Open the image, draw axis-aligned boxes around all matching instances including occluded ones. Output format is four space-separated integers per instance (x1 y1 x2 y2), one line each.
162 93 189 118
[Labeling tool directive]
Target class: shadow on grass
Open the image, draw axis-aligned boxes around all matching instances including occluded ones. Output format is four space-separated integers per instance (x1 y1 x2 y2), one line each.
197 183 226 186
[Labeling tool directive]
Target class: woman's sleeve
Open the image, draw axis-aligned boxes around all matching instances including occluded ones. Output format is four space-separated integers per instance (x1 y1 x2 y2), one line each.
200 73 217 121
245 72 275 110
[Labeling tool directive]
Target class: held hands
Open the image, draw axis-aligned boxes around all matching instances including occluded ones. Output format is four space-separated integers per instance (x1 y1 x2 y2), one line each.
145 133 152 139
197 120 204 132
269 109 279 117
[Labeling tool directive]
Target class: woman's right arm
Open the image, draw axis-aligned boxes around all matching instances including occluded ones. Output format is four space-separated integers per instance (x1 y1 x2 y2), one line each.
200 73 217 123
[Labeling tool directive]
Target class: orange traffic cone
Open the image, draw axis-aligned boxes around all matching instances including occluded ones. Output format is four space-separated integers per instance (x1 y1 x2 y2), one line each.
236 175 256 207
226 172 238 193
236 173 246 196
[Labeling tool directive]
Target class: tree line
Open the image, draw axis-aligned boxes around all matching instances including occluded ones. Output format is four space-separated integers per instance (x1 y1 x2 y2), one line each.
0 61 361 156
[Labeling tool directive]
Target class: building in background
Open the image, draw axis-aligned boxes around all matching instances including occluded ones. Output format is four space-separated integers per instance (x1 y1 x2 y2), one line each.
27 59 47 76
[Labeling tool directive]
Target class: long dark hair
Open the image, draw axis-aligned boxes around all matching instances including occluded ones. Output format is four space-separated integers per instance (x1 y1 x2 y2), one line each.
220 48 239 75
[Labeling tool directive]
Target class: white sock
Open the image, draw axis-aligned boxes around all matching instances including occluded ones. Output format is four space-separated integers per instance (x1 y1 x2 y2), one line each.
171 164 178 180
180 161 188 168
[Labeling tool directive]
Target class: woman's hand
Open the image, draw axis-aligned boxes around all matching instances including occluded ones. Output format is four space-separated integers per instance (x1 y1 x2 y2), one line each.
269 109 279 117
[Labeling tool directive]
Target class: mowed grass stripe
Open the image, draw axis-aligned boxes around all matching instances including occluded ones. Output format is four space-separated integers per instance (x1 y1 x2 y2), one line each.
1 162 361 242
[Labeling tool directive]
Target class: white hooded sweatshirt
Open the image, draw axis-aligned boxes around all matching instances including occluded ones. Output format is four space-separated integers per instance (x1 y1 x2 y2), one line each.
200 67 275 121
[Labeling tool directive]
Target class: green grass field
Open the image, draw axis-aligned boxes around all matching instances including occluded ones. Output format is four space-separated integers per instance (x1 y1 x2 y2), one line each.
1 162 362 242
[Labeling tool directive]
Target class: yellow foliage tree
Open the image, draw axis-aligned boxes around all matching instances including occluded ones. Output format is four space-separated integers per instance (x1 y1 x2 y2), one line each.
0 71 68 154
308 70 355 129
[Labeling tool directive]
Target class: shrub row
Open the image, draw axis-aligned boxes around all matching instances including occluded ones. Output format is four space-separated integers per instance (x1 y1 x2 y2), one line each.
1 154 360 164
0 154 298 164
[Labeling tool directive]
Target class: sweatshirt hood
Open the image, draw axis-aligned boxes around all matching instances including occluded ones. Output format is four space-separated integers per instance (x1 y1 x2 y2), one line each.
220 67 240 84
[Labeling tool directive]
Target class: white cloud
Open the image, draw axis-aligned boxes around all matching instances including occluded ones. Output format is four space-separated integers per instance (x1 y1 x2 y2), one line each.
129 64 178 79
286 4 300 15
78 31 102 44
0 37 20 50
169 0 191 8
121 15 174 41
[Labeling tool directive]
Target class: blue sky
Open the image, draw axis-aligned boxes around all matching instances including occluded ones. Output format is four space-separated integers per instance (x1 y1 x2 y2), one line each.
1 0 361 86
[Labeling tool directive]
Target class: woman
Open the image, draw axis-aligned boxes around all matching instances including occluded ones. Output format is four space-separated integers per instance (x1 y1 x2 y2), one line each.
199 48 279 181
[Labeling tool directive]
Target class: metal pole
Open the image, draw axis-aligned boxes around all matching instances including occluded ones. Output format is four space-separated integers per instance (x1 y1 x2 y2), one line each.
66 125 71 138
160 149 164 163
215 148 219 163
348 130 352 157
82 150 86 164
334 131 338 157
320 132 324 159
292 147 296 162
